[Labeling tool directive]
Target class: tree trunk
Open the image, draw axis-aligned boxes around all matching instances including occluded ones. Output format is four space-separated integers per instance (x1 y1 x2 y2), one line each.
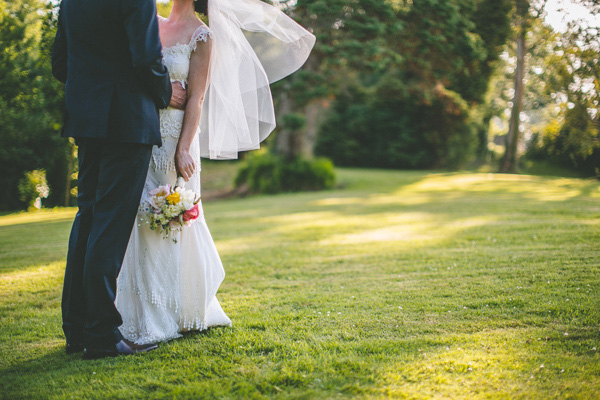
501 3 527 173
303 101 323 158
300 51 326 159
276 91 300 159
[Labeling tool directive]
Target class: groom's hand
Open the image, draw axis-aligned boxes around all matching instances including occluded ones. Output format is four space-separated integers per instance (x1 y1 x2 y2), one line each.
169 81 187 110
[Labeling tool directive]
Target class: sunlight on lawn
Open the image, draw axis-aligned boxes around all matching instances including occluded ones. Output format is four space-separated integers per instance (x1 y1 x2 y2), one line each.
321 215 494 245
399 173 600 201
380 327 600 398
0 208 75 227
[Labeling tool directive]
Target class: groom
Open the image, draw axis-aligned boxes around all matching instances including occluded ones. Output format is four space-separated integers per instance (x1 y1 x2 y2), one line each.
51 0 186 359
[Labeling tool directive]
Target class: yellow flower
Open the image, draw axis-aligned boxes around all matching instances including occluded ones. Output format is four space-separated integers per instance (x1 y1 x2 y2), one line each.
166 192 181 205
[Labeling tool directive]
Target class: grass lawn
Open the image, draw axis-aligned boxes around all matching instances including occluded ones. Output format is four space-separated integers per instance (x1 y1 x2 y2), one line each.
1 168 599 399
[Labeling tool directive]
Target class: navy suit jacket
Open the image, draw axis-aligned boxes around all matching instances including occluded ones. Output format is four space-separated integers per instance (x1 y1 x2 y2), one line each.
51 0 172 146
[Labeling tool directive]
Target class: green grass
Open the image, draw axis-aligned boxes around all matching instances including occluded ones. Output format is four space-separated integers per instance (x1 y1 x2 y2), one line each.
1 168 599 399
200 159 242 194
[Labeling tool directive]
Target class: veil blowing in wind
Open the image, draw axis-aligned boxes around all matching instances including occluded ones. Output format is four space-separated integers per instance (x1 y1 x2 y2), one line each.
199 0 316 159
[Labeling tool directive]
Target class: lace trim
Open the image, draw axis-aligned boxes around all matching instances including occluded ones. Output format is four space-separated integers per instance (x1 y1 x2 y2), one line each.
122 320 183 345
122 312 232 345
178 317 232 332
152 147 176 173
163 43 191 58
189 26 213 52
162 26 213 58
180 317 209 332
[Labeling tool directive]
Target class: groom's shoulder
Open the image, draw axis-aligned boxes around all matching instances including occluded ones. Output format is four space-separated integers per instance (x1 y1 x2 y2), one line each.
62 0 121 18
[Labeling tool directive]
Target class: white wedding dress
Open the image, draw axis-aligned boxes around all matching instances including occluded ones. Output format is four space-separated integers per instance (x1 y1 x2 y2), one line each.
115 24 232 345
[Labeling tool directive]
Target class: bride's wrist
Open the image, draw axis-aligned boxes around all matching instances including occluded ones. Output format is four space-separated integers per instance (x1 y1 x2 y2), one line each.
176 145 191 154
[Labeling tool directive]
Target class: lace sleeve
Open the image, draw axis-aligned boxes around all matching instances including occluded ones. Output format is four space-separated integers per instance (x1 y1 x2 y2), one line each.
189 26 213 52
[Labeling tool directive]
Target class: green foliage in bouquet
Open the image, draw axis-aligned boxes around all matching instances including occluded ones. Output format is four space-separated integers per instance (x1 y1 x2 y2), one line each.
234 151 336 194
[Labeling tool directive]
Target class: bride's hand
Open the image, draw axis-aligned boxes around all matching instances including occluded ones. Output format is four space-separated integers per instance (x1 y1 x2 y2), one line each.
175 148 196 181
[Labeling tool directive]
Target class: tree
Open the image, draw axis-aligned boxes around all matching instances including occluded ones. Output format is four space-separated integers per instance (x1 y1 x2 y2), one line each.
0 0 72 210
315 0 512 169
527 0 600 175
500 0 549 173
272 0 399 158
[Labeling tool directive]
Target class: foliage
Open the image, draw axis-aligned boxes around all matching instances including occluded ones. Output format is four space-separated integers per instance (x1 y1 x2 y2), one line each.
528 104 600 176
2 169 600 398
523 3 600 176
275 0 399 105
316 80 477 169
157 0 173 17
277 112 307 160
316 0 510 169
234 151 336 193
17 169 50 210
0 0 72 210
266 0 405 158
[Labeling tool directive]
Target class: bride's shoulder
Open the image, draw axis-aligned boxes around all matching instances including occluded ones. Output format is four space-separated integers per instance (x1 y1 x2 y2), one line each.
190 21 212 42
189 21 213 50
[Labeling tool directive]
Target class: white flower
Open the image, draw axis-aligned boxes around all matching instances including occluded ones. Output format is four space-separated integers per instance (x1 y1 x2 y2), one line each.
180 189 197 210
150 195 166 210
149 184 170 210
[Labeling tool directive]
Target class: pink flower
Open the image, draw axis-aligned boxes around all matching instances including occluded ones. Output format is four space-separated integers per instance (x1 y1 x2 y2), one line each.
149 184 170 197
149 184 171 210
183 204 200 222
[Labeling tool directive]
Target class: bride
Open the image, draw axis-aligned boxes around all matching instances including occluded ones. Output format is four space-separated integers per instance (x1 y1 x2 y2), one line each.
115 0 315 345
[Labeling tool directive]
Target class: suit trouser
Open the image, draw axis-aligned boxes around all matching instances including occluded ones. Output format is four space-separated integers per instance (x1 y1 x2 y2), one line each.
62 137 152 347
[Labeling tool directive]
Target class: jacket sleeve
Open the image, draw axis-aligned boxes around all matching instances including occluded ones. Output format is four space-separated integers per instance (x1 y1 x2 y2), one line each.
51 2 68 84
121 0 172 109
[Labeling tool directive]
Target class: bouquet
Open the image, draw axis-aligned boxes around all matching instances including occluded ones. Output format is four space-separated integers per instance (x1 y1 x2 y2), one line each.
145 177 201 242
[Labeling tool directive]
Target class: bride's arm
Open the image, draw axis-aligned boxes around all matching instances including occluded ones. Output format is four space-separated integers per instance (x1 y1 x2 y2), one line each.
175 36 213 181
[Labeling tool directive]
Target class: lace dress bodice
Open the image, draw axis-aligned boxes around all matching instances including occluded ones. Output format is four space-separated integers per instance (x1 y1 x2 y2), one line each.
161 24 213 87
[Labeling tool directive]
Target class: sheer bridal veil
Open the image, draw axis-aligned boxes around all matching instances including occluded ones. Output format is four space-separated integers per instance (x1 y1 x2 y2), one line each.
199 0 316 160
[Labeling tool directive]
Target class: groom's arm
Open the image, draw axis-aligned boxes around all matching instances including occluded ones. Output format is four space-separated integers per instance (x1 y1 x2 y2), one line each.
51 2 67 84
121 0 172 109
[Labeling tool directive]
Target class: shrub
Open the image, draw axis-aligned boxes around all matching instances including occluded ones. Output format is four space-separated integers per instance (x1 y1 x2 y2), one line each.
315 77 478 170
526 104 600 178
17 169 50 210
235 151 336 194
